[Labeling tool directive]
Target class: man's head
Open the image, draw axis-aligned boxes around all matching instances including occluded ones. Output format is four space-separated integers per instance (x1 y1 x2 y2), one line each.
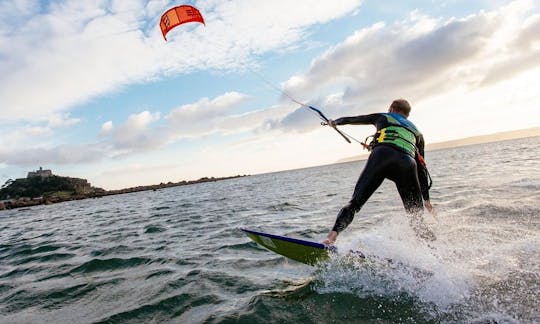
388 99 411 117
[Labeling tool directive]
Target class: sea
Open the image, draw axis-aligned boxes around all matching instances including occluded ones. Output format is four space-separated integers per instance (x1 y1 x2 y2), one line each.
0 136 538 323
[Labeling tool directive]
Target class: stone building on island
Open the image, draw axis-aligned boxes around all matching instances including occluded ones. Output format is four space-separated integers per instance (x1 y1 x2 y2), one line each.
0 167 104 210
27 167 53 179
26 167 92 192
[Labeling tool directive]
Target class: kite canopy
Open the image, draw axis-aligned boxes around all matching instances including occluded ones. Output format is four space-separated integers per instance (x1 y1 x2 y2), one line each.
160 5 205 41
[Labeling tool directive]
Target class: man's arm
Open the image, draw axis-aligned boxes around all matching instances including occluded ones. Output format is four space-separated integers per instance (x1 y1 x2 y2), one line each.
416 134 431 201
334 113 382 126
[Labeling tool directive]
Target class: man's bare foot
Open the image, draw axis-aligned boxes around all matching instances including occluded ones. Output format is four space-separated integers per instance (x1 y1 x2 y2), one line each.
323 230 338 245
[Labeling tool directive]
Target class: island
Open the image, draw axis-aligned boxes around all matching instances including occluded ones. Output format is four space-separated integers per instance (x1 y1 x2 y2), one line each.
0 167 247 211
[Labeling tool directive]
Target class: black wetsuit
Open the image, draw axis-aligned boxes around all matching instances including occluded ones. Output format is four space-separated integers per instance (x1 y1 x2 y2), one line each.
331 113 432 236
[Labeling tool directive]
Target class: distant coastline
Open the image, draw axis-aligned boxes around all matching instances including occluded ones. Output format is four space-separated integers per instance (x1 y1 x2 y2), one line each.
425 127 540 151
337 126 540 163
2 127 538 211
0 175 248 211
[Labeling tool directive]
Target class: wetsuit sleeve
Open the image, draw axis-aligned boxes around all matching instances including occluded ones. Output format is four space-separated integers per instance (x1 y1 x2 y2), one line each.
334 113 381 126
331 207 353 234
416 134 430 201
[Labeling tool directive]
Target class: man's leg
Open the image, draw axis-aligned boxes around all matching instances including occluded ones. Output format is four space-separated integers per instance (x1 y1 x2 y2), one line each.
394 162 436 241
332 153 386 233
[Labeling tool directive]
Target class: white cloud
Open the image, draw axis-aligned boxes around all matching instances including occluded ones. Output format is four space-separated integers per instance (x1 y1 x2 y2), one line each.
100 121 114 134
2 0 539 180
103 92 289 152
166 91 249 137
281 0 540 123
0 144 108 166
46 113 81 128
0 113 81 150
168 91 246 124
0 0 362 122
103 111 162 152
0 91 290 166
124 111 161 129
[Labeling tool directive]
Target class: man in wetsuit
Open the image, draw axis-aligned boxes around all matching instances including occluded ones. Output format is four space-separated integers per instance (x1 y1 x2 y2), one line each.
323 99 435 244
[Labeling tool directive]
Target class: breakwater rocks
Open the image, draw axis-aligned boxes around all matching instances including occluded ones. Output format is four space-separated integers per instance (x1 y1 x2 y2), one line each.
0 175 248 211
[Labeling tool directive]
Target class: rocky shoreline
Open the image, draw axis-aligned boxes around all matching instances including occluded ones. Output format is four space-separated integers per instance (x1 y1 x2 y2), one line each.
0 175 247 211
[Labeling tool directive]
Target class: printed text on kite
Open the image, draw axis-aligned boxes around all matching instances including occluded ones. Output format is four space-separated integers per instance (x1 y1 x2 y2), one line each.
160 5 205 41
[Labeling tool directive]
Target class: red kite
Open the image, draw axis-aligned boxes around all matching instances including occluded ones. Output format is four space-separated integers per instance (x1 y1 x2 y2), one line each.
160 5 205 41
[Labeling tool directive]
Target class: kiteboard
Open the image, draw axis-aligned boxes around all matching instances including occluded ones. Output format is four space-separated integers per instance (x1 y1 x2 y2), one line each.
241 228 365 266
241 228 434 281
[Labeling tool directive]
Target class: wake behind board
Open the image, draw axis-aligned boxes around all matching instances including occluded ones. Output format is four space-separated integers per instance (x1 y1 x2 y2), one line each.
241 228 364 266
241 228 432 280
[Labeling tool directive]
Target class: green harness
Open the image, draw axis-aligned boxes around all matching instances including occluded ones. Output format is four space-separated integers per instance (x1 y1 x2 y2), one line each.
367 114 420 156
374 125 418 155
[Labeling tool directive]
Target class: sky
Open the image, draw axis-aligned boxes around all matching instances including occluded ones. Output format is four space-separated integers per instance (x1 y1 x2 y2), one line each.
1 0 539 190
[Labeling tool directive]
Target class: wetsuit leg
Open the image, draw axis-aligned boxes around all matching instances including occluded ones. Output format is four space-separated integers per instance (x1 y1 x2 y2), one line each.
331 145 436 241
390 153 436 241
331 147 389 233
392 155 423 214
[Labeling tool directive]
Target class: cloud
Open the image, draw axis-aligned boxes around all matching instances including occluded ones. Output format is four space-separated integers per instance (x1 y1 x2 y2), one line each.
3 0 539 171
46 113 81 128
0 91 291 166
0 113 81 150
168 91 246 124
100 121 114 134
280 0 540 124
0 0 363 167
102 111 163 152
481 12 540 85
105 92 289 151
166 91 249 137
0 144 107 166
513 13 540 49
0 110 162 166
98 92 272 154
96 162 178 178
0 0 362 122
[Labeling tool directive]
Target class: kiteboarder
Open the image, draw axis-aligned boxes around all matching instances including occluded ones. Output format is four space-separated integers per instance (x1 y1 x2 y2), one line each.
323 99 436 244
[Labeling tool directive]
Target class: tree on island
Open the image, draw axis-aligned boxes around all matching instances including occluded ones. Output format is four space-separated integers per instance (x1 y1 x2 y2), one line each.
1 179 14 190
0 176 102 200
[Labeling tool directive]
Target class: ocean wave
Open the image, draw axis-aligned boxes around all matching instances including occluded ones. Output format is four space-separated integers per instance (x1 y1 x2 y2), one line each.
69 257 153 274
465 202 540 221
506 178 540 190
265 202 305 212
144 225 167 234
144 269 175 280
223 281 435 323
97 293 222 323
1 244 64 259
9 252 75 266
0 265 48 280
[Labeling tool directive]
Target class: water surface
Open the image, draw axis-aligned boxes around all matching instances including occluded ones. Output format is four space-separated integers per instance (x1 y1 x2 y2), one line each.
1 137 539 323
